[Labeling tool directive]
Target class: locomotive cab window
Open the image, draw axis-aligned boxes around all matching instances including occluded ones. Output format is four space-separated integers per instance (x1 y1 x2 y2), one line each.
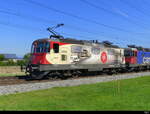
53 43 59 53
130 51 134 57
31 42 50 53
124 50 137 57
131 51 137 57
124 50 131 57
134 51 137 57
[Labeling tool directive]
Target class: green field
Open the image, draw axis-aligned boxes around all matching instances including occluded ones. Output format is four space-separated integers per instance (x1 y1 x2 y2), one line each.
0 73 25 77
0 76 150 111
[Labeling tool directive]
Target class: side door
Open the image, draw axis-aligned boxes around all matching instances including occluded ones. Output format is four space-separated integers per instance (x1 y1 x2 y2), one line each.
51 43 60 64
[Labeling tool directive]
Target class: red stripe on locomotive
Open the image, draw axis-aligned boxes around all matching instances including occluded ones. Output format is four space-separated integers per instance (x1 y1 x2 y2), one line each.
31 41 70 65
50 41 70 49
31 53 51 65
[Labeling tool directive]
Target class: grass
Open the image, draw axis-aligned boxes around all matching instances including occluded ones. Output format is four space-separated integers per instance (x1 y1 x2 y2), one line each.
0 76 150 111
0 73 25 77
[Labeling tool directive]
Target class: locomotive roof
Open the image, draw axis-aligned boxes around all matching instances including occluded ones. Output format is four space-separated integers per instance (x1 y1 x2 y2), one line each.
124 47 150 52
34 38 121 48
34 38 84 44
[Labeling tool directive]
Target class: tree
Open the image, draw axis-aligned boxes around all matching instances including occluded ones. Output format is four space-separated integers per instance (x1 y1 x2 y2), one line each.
23 53 31 64
0 55 5 61
17 60 25 66
7 60 15 66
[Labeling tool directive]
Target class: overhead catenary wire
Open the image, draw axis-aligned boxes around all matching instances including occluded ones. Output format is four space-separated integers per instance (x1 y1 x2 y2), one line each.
0 19 132 46
0 8 109 35
119 0 150 17
80 0 149 29
0 17 146 48
23 0 150 36
1 18 147 48
0 7 136 46
0 8 124 42
0 9 145 46
94 0 150 27
0 0 149 54
3 0 148 38
22 0 144 34
0 20 97 40
118 0 150 31
0 1 148 46
0 20 40 31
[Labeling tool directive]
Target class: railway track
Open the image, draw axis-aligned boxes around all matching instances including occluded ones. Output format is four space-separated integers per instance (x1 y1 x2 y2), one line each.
0 71 150 95
0 76 61 86
0 70 150 86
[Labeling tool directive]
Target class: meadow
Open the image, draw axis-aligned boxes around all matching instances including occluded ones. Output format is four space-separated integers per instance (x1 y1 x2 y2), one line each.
0 76 149 111
0 66 25 77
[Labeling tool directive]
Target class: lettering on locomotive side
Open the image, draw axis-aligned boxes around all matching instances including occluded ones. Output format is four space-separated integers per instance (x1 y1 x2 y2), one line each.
143 57 150 64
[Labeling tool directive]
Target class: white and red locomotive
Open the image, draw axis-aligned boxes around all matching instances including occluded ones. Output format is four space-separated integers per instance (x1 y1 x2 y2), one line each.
24 25 150 79
26 37 126 79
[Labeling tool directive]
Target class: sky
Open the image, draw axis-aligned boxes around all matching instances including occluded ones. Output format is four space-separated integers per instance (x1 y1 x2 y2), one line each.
0 0 150 57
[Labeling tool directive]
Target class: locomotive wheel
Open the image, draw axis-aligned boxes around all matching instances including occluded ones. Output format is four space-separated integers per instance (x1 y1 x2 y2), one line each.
72 71 79 78
48 72 62 79
30 71 49 80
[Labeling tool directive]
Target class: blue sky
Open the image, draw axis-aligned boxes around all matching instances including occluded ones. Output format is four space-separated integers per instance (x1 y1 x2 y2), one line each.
0 0 150 57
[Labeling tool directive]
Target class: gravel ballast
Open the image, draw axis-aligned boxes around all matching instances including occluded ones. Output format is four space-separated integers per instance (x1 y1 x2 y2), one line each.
0 72 150 95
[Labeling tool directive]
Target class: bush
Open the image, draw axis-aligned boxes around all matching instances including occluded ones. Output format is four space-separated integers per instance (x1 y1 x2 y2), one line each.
17 60 26 66
7 60 15 66
0 61 15 66
0 60 27 66
23 53 31 64
0 53 31 66
0 61 7 66
0 55 5 61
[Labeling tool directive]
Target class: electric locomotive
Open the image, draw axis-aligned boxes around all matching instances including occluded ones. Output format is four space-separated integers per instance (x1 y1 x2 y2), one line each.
25 24 126 79
124 45 150 71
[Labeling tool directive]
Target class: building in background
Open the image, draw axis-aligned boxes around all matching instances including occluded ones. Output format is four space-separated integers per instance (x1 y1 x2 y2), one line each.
0 54 19 62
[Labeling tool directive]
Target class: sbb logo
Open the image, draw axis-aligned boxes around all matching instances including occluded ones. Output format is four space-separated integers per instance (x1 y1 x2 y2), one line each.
101 52 107 64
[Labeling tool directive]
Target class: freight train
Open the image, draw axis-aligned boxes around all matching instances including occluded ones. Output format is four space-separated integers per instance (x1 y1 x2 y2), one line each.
23 24 150 79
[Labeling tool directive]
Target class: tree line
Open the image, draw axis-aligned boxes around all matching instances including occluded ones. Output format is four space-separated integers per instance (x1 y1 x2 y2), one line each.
0 53 31 66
